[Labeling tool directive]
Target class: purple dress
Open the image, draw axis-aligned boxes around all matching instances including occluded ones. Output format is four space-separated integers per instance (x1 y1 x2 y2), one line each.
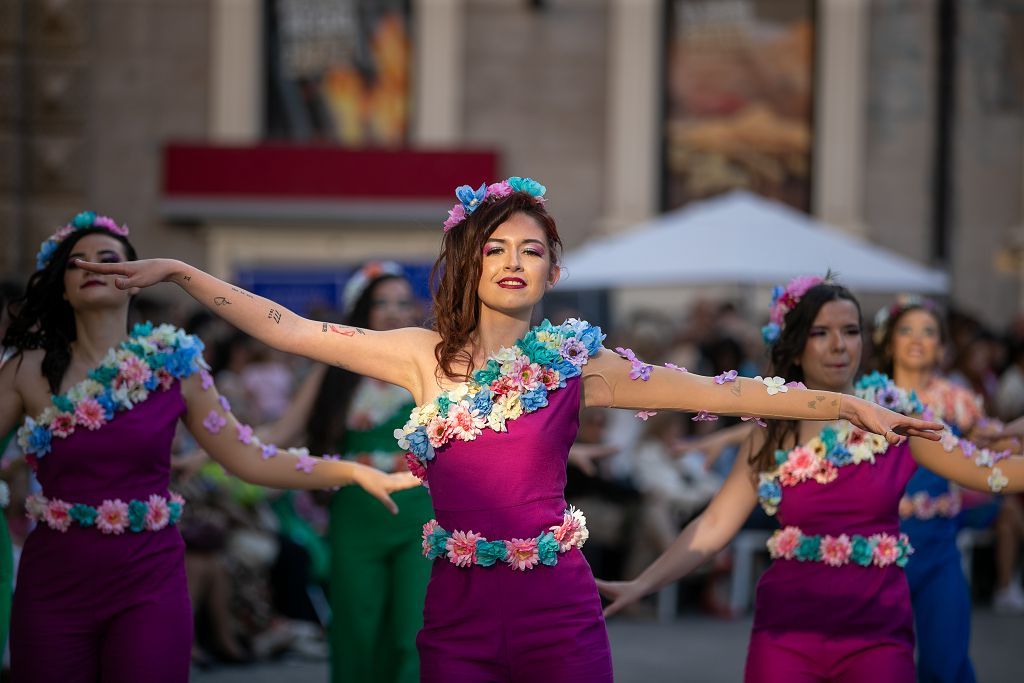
416 377 613 682
747 439 918 683
10 384 192 682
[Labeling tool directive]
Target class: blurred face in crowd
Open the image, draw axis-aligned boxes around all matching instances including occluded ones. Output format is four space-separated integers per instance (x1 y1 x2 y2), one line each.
64 233 135 312
798 299 862 392
477 212 559 317
890 309 942 374
367 278 418 332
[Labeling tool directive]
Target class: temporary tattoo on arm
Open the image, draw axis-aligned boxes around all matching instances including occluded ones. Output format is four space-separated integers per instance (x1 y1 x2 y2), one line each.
214 297 231 306
328 324 365 337
183 275 191 282
322 322 329 333
268 309 282 324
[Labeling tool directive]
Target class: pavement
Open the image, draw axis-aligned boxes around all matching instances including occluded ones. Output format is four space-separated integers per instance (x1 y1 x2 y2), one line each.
192 608 1024 682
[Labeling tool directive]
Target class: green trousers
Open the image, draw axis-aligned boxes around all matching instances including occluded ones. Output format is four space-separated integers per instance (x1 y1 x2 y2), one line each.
328 485 433 683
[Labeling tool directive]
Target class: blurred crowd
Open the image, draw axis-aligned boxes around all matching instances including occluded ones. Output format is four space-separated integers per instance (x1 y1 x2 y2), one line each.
2 281 1024 670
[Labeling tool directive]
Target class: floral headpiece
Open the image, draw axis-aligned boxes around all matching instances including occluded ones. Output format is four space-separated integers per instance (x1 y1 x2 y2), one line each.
761 275 826 345
442 176 547 232
341 260 405 314
872 294 940 346
36 211 129 271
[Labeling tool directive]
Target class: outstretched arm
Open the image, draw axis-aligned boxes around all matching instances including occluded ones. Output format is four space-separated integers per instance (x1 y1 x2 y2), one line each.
912 429 1024 494
581 348 942 445
180 371 419 513
596 450 759 616
74 258 431 392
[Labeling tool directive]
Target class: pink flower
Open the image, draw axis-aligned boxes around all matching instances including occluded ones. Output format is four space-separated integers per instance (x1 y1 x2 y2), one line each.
742 416 767 428
51 412 76 438
559 339 589 367
117 355 152 387
635 411 658 421
236 423 254 444
511 357 542 391
820 534 852 567
422 520 441 553
261 444 278 459
540 367 561 390
490 375 517 396
784 447 819 481
96 499 129 534
714 370 738 384
145 494 171 531
202 410 227 434
94 215 128 235
550 508 588 552
218 396 231 412
505 538 540 571
871 534 900 567
487 181 513 199
169 492 185 507
75 398 106 430
784 381 807 390
847 428 867 447
447 404 484 442
692 410 718 422
200 370 214 391
426 416 454 448
664 363 688 373
43 498 72 532
405 453 428 481
446 529 484 567
813 461 838 484
768 527 802 560
442 204 467 232
156 369 175 390
295 452 317 474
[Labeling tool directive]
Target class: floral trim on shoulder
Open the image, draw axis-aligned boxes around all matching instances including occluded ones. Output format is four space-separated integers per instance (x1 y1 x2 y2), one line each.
395 319 605 482
17 322 208 466
757 422 891 515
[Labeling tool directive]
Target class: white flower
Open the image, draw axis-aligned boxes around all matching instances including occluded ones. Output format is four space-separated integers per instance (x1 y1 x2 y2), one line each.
988 467 1009 493
486 403 507 433
393 428 411 450
447 383 470 402
502 392 523 420
756 376 788 396
25 494 47 519
494 347 520 374
939 430 959 453
410 403 437 426
974 450 995 468
0 481 9 508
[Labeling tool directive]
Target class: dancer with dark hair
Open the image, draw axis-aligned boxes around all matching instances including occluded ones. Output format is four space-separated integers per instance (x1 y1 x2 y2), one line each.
78 181 940 682
598 276 1024 683
0 213 418 682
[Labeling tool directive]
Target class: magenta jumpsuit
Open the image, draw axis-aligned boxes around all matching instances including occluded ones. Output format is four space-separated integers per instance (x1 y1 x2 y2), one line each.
746 439 918 683
415 376 613 682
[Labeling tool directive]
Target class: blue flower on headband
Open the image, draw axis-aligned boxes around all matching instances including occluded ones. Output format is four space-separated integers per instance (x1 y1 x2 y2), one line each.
36 240 58 271
507 176 546 198
761 323 781 345
455 183 488 214
72 211 96 229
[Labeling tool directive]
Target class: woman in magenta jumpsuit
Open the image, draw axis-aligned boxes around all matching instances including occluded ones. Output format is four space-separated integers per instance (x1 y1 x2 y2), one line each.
598 277 1024 683
78 183 939 682
0 213 417 682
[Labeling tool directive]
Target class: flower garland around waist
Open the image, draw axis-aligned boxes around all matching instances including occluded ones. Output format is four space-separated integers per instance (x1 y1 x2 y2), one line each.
422 506 588 571
26 492 185 534
767 526 914 568
395 319 604 483
757 422 891 515
900 489 962 521
16 322 208 465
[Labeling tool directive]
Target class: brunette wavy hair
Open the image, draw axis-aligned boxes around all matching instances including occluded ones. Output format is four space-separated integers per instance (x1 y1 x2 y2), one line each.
429 191 562 381
750 281 862 474
3 227 138 393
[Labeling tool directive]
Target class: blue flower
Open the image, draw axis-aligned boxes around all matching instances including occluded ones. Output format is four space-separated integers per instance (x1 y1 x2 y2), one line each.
550 357 578 382
28 426 52 456
128 499 148 532
757 480 782 502
72 211 96 228
826 447 853 466
521 386 549 412
537 531 560 566
577 325 605 355
470 388 494 417
97 391 117 420
69 504 97 527
52 395 74 413
36 240 59 270
144 374 159 391
455 183 488 213
770 285 784 304
407 427 431 459
761 323 781 345
475 539 508 567
507 176 546 198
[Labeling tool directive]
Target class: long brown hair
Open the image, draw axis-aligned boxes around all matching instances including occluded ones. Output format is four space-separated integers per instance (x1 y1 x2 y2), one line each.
750 282 861 474
429 192 562 381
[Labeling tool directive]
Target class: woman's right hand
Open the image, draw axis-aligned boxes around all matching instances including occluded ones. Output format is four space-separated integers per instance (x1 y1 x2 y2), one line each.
595 578 650 618
74 257 181 290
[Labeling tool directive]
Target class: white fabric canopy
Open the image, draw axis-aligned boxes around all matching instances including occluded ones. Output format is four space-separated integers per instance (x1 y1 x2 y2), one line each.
559 191 948 293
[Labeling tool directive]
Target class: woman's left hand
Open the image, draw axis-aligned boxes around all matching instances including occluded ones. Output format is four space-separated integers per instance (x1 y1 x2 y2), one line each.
841 396 944 444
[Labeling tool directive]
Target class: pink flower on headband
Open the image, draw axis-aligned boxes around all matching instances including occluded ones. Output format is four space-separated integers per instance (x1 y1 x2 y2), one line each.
487 181 513 199
93 215 129 236
442 204 468 233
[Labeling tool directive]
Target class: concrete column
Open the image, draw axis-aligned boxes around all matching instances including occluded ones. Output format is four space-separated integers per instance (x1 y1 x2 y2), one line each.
411 0 464 146
813 0 869 235
599 0 661 233
209 0 263 142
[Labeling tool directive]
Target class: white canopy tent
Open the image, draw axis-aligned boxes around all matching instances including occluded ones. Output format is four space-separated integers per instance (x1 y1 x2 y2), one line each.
559 191 948 294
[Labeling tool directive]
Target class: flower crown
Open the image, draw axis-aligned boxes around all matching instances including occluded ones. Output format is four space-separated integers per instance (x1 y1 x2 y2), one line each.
36 211 129 271
442 176 547 232
872 295 940 346
761 275 826 345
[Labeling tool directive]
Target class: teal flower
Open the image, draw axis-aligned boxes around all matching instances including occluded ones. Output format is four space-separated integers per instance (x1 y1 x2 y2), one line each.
795 535 821 561
69 504 98 527
89 365 118 387
850 536 874 566
475 539 508 567
537 531 559 566
820 427 838 452
507 176 546 198
128 499 148 533
436 395 452 419
473 360 501 386
168 501 183 524
52 395 75 413
72 211 97 228
518 333 559 366
132 321 154 337
425 528 449 560
774 449 789 466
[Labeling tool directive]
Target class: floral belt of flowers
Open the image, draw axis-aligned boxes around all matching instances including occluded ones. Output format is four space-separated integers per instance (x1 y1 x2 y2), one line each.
396 319 605 483
16 322 207 467
757 421 891 516
899 489 962 521
26 492 185 534
767 526 914 568
421 506 589 571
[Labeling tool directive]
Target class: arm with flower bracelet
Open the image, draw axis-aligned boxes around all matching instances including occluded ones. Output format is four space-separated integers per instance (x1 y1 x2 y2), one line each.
581 349 943 445
180 369 419 514
908 430 1024 494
